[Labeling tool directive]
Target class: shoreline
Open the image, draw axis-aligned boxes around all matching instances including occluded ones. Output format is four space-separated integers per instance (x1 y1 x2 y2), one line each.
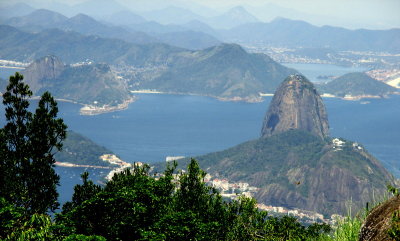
322 92 400 101
55 161 112 169
56 154 136 181
131 89 399 103
79 97 136 116
131 89 267 103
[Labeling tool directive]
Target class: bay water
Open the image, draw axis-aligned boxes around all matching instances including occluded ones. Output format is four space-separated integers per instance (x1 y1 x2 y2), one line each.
0 64 399 208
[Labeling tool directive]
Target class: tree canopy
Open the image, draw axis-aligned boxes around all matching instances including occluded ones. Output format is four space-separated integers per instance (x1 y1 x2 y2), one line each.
0 72 67 215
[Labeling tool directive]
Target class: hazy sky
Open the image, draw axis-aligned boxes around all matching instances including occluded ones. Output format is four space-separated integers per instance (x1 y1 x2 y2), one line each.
1 0 399 29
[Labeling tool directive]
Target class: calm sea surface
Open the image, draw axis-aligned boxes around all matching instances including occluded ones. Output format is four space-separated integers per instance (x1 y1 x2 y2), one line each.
0 64 399 208
284 63 367 82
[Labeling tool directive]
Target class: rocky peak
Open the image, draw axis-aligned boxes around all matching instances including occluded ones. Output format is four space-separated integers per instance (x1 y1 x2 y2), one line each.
22 55 65 92
261 74 329 139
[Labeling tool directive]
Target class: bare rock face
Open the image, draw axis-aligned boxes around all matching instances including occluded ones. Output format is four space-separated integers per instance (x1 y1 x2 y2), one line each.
261 74 329 139
359 195 400 241
22 55 65 92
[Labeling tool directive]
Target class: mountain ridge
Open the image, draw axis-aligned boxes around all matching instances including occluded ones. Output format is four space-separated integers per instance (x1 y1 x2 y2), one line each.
220 17 400 52
132 43 297 100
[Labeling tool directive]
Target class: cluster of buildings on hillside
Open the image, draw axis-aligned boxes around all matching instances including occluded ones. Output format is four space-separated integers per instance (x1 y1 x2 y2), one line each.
202 172 339 225
367 68 400 82
105 156 344 225
242 45 400 69
205 175 259 199
100 154 140 181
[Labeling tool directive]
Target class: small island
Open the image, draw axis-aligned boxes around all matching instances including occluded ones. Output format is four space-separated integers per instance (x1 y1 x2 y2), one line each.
316 72 399 100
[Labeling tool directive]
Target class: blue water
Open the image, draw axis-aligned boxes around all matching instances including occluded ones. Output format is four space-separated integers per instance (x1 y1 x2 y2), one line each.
1 64 399 208
284 63 367 83
56 167 107 206
54 94 400 177
58 95 265 163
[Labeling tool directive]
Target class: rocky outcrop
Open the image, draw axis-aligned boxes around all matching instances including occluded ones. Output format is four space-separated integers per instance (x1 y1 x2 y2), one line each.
20 56 131 107
261 74 329 139
359 195 400 241
173 74 394 216
22 55 65 92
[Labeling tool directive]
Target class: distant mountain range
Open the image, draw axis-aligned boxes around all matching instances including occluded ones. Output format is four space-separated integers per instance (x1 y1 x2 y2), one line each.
205 6 259 29
138 5 259 29
0 25 297 101
3 6 399 53
0 2 35 19
219 18 400 52
0 24 184 65
4 9 220 50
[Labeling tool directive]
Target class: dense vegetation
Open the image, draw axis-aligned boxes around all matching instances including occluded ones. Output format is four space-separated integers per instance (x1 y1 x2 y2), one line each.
1 159 332 240
0 72 67 215
154 129 393 216
55 131 116 167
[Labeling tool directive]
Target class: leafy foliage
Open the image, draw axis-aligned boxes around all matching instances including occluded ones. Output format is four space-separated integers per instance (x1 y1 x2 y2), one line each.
0 72 67 215
331 216 363 241
55 131 115 167
388 210 400 240
56 159 331 240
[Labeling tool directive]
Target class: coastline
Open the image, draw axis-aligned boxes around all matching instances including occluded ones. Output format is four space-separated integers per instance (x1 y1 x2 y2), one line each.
321 92 400 101
217 95 264 103
56 154 136 181
79 97 136 116
55 161 112 169
131 89 268 103
130 89 400 103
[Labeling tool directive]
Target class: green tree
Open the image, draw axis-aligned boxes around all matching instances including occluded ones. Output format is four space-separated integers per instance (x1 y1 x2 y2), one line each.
57 164 176 240
0 72 67 214
58 159 331 240
61 172 102 214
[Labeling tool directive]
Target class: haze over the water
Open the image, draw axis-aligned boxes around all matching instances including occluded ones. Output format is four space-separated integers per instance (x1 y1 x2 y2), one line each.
1 0 399 30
